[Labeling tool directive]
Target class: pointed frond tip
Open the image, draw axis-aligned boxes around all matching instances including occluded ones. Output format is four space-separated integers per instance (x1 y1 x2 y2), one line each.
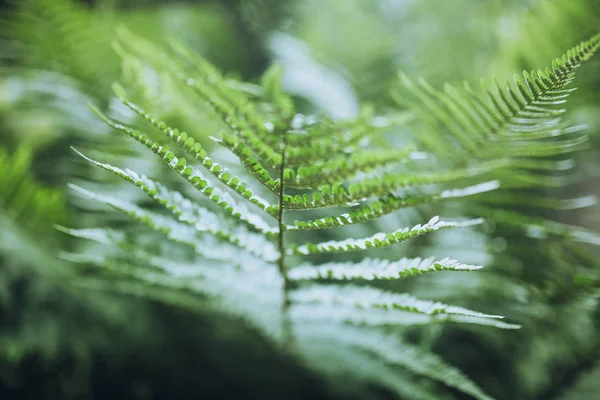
290 217 484 255
292 304 519 330
290 285 520 329
289 256 482 281
56 225 125 247
394 32 600 159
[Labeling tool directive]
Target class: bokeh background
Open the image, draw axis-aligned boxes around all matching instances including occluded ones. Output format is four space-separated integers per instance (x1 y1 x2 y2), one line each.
1 0 600 399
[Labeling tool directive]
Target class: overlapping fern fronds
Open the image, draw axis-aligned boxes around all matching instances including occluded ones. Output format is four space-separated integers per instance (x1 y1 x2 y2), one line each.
395 33 600 246
60 29 600 400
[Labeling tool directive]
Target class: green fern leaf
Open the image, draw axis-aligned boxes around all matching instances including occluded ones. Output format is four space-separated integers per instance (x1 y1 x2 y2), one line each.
396 33 600 162
288 256 483 281
291 217 483 255
60 29 600 400
68 184 278 261
290 181 499 230
290 285 519 329
71 148 276 235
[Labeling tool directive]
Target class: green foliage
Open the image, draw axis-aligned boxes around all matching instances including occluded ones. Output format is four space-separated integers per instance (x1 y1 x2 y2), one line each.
394 33 600 247
58 27 600 400
0 145 78 364
395 33 600 163
0 146 67 234
2 0 121 98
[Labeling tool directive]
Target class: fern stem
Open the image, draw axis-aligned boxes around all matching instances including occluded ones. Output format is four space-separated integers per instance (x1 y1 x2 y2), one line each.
277 139 289 289
277 126 293 343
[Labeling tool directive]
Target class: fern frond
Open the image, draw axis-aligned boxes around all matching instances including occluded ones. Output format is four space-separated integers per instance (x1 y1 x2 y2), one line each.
5 0 121 98
339 160 506 202
290 181 499 230
71 148 276 237
91 103 279 201
67 185 278 262
284 112 413 168
59 28 600 400
73 277 211 315
478 192 596 211
295 326 495 400
284 146 415 188
479 134 588 158
354 331 495 400
258 63 295 120
169 38 288 137
292 284 503 319
116 97 281 194
58 223 254 268
115 28 284 168
291 217 482 255
291 304 517 329
63 29 522 397
291 285 519 329
281 161 505 211
475 206 600 246
183 76 283 166
87 107 277 216
289 256 482 281
211 133 281 192
396 33 600 162
57 227 135 255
